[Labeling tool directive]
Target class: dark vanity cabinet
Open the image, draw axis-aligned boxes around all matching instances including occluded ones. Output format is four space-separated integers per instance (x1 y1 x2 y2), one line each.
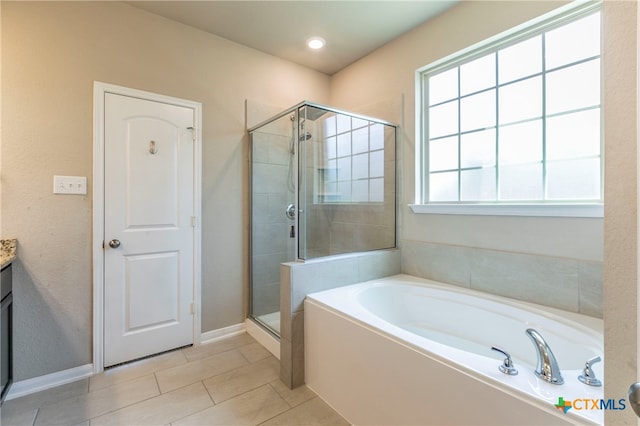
1 263 12 403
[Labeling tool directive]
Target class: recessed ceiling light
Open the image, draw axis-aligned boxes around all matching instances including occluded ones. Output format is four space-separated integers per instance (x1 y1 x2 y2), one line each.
307 37 326 50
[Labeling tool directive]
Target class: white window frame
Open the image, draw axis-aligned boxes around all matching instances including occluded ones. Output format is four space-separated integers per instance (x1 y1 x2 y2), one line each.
413 1 603 218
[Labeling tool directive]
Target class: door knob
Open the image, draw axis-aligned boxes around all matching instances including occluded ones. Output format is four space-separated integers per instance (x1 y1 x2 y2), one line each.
285 204 296 220
108 239 121 249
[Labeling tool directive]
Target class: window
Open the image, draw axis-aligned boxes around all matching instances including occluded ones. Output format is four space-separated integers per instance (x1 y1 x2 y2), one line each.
320 114 387 203
418 4 602 213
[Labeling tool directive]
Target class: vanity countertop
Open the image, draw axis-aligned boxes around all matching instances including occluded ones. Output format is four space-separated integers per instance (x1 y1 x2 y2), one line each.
0 239 17 269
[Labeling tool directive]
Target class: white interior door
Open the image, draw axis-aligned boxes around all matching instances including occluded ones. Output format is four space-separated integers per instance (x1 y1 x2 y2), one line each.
104 93 196 367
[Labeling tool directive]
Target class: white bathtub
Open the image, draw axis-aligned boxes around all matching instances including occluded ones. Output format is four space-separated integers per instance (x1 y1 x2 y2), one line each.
305 274 604 425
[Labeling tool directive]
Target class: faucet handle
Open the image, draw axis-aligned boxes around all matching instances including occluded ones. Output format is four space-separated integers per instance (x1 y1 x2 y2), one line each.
578 356 602 386
491 346 518 376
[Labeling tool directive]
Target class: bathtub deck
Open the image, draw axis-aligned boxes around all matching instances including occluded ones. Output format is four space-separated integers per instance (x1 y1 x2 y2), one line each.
305 275 603 426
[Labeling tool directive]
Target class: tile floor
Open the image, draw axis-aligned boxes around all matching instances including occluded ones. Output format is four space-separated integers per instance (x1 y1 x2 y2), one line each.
1 333 349 426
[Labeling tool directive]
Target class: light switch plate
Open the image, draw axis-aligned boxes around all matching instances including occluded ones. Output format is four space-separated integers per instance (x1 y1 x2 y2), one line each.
53 175 87 195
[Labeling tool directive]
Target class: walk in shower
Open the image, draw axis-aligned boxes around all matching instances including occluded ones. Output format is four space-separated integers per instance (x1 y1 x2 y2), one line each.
248 101 397 336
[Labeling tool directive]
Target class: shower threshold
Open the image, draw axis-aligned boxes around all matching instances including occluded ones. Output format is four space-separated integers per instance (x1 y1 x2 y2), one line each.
255 311 280 335
246 316 280 360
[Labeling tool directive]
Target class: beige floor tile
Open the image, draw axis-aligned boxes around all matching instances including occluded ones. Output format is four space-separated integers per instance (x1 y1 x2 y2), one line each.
258 396 349 426
155 349 248 393
238 342 272 363
182 333 256 362
269 380 317 408
2 379 89 414
203 357 280 403
0 406 38 426
90 382 213 426
2 336 309 426
34 375 159 426
173 384 289 426
91 349 188 391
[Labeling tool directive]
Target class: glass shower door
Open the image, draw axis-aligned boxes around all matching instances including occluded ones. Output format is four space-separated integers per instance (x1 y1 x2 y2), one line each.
249 113 297 336
297 104 396 260
249 101 397 337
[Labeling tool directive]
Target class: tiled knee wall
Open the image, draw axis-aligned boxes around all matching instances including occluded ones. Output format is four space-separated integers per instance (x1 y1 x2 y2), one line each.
402 240 603 318
280 249 401 388
280 242 602 388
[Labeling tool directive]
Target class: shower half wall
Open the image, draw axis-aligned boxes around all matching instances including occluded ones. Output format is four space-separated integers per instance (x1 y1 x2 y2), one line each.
249 101 397 337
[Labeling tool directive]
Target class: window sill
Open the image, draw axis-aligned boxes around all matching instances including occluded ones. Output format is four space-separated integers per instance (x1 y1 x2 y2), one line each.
409 203 603 218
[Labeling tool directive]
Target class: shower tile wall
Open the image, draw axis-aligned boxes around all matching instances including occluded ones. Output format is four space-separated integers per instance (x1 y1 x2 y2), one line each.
252 130 293 317
402 240 603 318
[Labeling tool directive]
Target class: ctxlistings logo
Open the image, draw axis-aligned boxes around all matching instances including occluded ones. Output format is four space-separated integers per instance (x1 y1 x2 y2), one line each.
555 397 572 413
554 397 626 413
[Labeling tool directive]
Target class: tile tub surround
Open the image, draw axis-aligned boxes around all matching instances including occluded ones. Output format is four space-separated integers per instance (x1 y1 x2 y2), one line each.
402 239 603 318
280 249 401 388
0 333 348 426
1 238 17 268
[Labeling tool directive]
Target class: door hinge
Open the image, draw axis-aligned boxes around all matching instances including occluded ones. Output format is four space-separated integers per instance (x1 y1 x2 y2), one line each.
190 302 195 315
190 216 197 228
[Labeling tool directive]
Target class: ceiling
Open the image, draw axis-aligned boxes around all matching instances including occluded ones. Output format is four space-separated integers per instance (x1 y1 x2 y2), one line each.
127 1 459 75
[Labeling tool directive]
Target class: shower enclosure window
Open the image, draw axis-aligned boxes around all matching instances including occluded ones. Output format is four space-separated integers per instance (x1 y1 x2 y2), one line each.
249 102 397 336
320 118 386 203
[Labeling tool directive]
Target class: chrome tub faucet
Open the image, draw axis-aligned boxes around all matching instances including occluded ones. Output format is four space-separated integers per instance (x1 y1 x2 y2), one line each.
525 328 564 385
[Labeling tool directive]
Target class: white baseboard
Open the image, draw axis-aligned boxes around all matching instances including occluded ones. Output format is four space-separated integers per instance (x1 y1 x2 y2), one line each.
199 322 246 345
6 324 251 401
245 318 280 360
6 364 94 401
